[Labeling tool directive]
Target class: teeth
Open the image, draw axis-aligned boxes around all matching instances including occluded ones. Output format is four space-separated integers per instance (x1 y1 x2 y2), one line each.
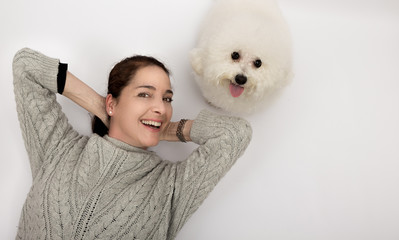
141 120 161 127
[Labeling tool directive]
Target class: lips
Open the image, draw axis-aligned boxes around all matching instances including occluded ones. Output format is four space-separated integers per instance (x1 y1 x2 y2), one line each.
141 120 162 131
229 82 244 97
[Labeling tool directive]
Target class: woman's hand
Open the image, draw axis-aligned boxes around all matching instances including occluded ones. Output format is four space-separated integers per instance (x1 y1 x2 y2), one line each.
159 122 177 141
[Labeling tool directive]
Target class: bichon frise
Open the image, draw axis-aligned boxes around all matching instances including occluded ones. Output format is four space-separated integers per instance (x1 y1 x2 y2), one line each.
190 0 293 113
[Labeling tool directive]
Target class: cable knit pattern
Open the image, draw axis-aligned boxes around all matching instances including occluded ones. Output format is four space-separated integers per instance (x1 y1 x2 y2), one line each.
13 48 252 240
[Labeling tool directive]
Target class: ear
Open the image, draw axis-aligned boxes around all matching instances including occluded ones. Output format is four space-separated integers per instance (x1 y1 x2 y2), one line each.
190 48 204 75
105 94 115 116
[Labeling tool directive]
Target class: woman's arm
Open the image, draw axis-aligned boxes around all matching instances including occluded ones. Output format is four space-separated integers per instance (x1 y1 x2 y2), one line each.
62 72 108 127
13 48 82 179
168 110 252 238
160 120 193 142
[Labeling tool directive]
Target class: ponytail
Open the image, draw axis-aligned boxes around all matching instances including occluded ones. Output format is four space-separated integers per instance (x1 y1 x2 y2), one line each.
92 115 109 137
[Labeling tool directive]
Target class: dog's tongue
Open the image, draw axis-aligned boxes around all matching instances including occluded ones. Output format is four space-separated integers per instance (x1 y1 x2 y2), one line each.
229 83 244 97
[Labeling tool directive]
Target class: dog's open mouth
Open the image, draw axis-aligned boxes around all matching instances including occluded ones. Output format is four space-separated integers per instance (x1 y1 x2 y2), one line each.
229 82 244 97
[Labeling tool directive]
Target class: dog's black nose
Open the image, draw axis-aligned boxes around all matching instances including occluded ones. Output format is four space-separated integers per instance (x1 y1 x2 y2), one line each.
235 74 247 85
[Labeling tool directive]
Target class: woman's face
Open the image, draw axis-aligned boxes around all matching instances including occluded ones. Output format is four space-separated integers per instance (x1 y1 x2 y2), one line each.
107 65 173 149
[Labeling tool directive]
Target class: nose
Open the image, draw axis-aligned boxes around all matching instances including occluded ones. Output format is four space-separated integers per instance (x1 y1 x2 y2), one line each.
152 97 166 115
235 74 247 85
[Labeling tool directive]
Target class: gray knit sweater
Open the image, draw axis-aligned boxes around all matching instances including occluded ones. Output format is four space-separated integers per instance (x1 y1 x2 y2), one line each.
12 48 252 240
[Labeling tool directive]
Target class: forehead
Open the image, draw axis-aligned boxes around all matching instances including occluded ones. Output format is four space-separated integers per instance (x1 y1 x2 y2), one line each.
131 65 171 89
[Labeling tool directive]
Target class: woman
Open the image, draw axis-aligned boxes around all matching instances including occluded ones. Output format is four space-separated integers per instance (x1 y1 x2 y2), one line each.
13 48 252 239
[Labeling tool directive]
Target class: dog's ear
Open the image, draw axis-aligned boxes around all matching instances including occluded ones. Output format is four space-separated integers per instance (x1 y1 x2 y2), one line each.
277 69 294 88
284 70 294 86
190 48 203 75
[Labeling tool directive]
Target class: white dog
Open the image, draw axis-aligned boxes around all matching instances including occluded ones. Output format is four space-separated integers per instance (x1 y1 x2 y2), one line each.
190 0 293 113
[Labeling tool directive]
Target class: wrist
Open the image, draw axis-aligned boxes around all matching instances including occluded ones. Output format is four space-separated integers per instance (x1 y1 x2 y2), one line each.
160 120 192 142
182 120 193 142
176 119 188 142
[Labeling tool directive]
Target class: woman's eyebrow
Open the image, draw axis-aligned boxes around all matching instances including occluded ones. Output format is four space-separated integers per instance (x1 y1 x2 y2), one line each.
136 85 156 90
136 85 173 95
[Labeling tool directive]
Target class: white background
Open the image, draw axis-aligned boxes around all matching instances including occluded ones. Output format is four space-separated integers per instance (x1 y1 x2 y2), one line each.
1 0 399 239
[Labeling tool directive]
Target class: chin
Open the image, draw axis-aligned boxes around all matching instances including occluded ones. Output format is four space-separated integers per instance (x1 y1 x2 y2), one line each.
141 138 160 149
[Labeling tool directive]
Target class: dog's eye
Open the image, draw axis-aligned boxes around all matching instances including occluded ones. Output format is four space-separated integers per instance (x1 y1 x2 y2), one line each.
231 52 240 61
254 59 262 68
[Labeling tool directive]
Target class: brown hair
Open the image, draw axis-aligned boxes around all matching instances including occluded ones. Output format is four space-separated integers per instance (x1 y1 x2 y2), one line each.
92 55 170 136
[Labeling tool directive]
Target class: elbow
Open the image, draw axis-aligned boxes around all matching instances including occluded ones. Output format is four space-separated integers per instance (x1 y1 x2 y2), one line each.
12 48 30 80
221 117 252 156
235 118 253 149
13 48 30 68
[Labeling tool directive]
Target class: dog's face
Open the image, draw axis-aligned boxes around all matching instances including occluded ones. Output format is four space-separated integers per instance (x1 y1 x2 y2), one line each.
202 46 271 100
190 0 293 113
191 35 292 113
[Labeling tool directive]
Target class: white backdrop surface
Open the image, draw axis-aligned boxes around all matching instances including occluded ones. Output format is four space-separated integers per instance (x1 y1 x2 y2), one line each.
1 0 399 239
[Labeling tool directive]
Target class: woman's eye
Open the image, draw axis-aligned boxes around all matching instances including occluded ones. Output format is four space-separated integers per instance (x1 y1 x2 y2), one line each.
138 92 150 98
163 97 173 103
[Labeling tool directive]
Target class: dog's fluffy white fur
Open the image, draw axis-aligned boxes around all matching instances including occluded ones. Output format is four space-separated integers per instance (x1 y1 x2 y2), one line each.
190 0 293 113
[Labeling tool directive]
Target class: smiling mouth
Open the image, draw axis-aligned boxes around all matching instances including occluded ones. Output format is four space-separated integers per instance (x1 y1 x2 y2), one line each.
141 120 162 129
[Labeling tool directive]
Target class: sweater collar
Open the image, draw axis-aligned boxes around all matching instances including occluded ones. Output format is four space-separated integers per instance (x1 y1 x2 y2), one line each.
103 135 154 154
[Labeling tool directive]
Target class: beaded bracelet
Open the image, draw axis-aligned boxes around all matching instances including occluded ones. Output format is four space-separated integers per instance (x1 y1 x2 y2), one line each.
176 119 188 142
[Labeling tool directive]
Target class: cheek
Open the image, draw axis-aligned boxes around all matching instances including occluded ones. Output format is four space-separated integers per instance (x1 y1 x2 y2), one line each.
115 102 141 121
166 105 173 121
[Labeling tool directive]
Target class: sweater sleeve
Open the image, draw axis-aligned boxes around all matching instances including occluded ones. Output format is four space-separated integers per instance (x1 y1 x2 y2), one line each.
13 48 80 180
168 109 252 237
